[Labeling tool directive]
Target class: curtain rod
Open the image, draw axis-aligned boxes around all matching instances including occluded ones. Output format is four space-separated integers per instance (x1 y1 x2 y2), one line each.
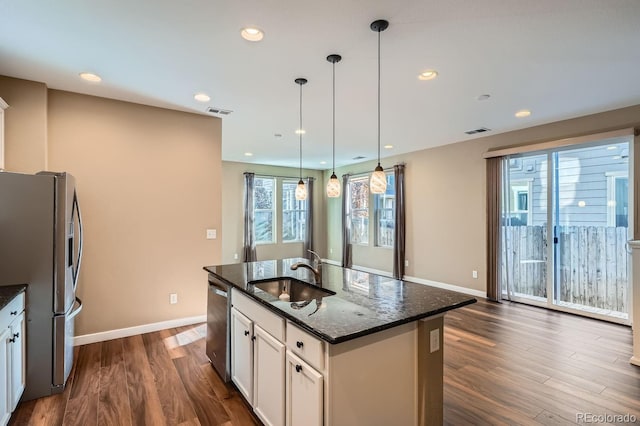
244 172 316 181
341 162 405 179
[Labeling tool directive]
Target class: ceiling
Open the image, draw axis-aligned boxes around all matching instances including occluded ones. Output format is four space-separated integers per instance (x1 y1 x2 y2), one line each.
1 0 640 170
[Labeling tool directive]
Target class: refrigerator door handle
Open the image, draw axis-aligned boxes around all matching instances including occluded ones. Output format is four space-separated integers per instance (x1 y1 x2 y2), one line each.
69 297 83 319
72 189 83 292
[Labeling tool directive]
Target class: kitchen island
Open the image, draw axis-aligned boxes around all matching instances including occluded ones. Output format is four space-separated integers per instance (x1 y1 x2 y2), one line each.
204 258 476 426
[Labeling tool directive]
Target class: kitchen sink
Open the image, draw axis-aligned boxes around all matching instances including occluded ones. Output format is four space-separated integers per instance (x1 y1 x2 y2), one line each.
250 278 335 302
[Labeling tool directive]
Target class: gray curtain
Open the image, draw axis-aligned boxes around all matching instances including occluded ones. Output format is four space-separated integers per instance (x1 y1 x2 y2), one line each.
393 164 406 280
242 172 257 262
341 174 352 268
304 178 314 260
486 157 502 301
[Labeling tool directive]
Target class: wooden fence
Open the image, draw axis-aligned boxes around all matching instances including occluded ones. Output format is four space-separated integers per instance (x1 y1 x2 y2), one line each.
500 226 628 313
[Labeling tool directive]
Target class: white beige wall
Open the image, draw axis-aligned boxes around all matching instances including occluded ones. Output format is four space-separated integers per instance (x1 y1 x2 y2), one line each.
1 76 222 335
325 104 640 294
0 76 48 173
221 161 325 264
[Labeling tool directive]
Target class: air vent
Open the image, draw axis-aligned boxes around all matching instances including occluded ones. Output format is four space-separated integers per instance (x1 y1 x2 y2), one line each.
206 107 232 116
465 127 491 135
352 156 366 160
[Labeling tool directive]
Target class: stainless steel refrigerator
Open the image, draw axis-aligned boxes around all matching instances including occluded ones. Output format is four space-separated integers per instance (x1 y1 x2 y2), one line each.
0 171 83 401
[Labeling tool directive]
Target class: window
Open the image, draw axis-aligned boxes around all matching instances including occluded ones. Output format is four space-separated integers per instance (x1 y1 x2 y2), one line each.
606 171 628 227
282 180 307 242
349 177 369 244
253 177 275 244
506 179 533 226
375 172 395 247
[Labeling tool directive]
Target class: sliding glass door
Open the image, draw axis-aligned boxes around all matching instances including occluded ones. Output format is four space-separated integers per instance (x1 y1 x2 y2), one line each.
500 137 631 322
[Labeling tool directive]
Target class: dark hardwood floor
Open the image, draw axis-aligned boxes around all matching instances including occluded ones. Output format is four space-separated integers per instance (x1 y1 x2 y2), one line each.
9 299 640 425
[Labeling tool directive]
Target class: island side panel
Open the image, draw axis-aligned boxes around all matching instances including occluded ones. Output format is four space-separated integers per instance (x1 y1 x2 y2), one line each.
326 322 418 426
418 315 444 425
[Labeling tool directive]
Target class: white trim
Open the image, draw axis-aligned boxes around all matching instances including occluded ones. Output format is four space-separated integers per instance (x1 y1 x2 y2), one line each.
73 314 206 346
403 275 487 298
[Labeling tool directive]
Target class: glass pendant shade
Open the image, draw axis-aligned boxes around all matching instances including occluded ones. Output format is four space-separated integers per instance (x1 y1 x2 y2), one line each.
370 165 387 194
295 179 307 200
326 173 341 197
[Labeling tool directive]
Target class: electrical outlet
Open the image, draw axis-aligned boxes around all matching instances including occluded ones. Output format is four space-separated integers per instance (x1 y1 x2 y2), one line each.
170 293 178 304
330 248 333 254
430 328 440 353
405 259 409 267
234 253 238 260
472 270 478 279
206 229 217 239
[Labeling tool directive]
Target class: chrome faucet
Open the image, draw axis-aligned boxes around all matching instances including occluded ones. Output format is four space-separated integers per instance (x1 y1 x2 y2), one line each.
290 250 322 286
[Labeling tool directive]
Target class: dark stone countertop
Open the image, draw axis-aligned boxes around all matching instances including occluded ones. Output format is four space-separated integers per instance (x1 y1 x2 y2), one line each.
0 284 27 311
204 258 476 345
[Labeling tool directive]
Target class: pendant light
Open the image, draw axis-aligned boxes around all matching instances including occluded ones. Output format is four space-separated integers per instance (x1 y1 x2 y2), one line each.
369 19 389 194
295 77 308 201
326 54 342 198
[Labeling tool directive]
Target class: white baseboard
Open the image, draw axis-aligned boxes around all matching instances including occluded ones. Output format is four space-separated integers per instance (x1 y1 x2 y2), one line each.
323 259 485 298
403 275 487 298
74 314 207 346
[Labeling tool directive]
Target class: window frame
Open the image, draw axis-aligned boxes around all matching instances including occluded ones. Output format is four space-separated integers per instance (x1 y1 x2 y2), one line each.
281 179 307 243
374 171 395 248
348 176 370 246
253 176 276 245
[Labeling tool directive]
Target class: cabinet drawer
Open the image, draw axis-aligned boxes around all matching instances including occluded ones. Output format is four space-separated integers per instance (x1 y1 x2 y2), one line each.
0 292 25 329
286 322 324 371
232 289 285 341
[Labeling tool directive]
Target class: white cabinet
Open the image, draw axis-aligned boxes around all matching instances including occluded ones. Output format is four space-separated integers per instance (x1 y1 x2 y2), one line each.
0 326 11 426
253 325 285 426
286 351 323 426
9 312 25 412
1 291 25 426
231 307 253 405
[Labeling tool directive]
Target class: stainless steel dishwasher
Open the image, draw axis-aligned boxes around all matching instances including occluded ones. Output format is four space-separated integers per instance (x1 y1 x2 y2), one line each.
206 273 231 382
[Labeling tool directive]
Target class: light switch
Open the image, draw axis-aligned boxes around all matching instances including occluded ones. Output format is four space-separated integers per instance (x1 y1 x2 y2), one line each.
206 229 217 239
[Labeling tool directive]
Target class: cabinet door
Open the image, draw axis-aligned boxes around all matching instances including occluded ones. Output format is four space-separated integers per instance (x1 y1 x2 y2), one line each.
286 351 323 426
231 307 253 405
253 324 285 426
0 326 11 426
10 312 25 411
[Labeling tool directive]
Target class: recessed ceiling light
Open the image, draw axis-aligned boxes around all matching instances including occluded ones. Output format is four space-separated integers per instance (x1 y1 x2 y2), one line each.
79 72 101 83
384 144 393 149
418 70 438 81
241 27 264 42
320 161 327 165
515 109 531 118
607 145 618 150
194 93 210 102
244 152 253 157
477 94 491 101
295 129 306 135
612 155 622 160
578 200 586 207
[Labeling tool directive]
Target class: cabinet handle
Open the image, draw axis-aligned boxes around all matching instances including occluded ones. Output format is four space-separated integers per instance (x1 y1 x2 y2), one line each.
251 336 256 341
244 330 250 336
10 311 17 315
295 364 302 373
296 341 304 348
13 333 19 339
9 337 15 343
